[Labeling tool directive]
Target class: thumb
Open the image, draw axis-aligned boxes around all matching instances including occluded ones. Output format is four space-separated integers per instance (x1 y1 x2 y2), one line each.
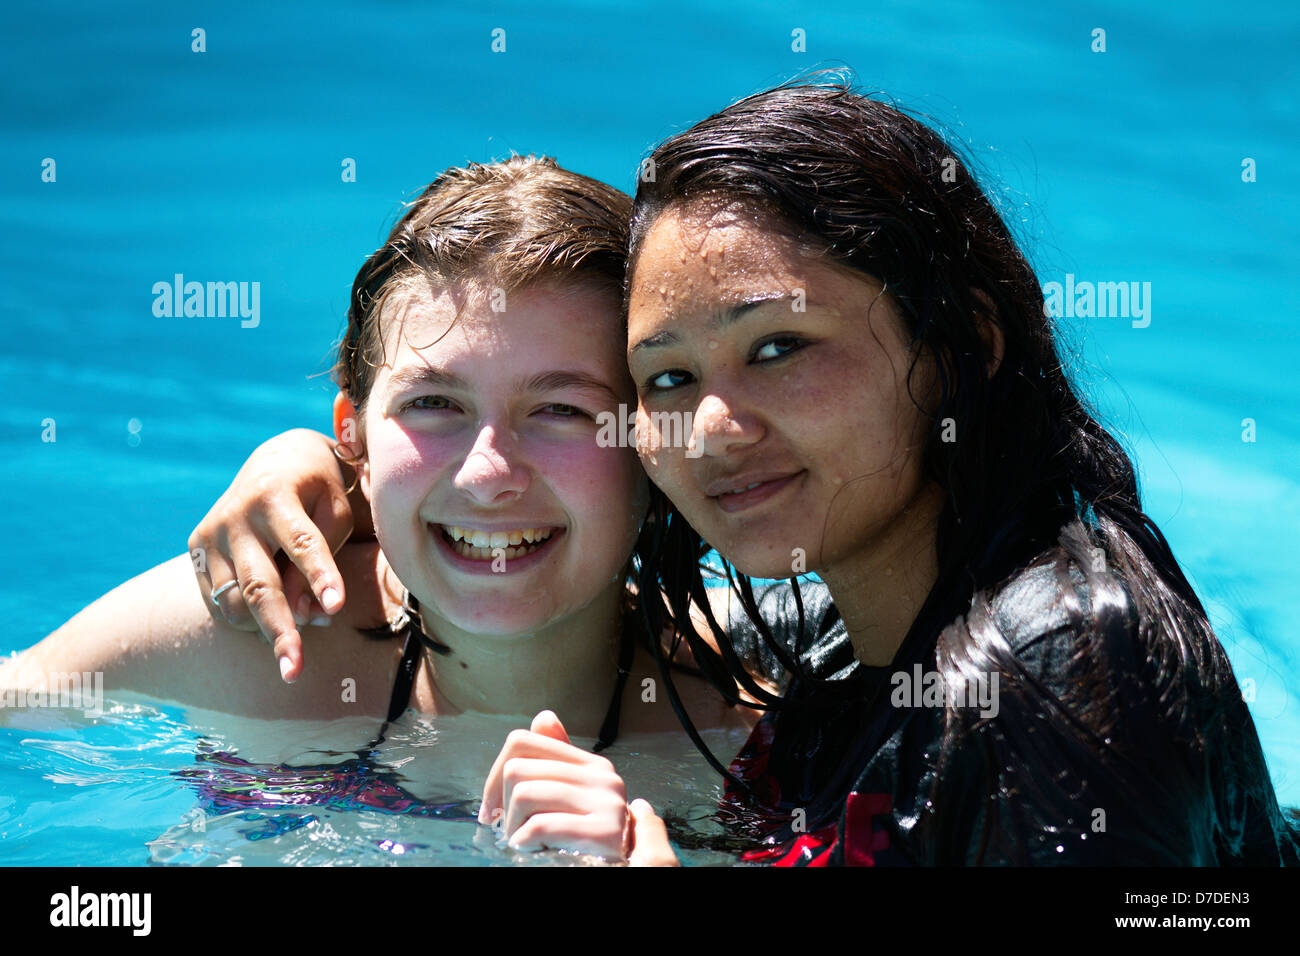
628 799 680 867
529 709 571 745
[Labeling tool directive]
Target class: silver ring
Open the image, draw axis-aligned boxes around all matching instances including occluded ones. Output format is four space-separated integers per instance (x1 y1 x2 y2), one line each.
211 580 239 606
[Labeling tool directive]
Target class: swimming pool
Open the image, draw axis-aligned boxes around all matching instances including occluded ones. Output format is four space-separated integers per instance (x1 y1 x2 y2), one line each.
2 0 1296 865
0 697 752 866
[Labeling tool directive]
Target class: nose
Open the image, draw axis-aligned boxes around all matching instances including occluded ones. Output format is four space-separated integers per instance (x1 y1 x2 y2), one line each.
453 424 531 504
687 392 762 458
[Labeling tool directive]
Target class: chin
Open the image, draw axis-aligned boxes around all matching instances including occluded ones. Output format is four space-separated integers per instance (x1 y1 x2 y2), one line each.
709 534 805 581
439 604 557 638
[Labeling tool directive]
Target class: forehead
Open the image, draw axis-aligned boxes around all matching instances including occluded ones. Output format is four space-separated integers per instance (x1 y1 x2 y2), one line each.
628 202 871 326
377 277 625 371
635 202 797 282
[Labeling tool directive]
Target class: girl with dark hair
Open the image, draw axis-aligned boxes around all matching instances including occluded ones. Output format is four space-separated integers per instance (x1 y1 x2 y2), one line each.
179 79 1298 865
485 77 1299 864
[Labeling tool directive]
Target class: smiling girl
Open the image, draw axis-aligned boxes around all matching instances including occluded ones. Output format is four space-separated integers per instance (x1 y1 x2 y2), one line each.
484 79 1300 865
2 158 755 857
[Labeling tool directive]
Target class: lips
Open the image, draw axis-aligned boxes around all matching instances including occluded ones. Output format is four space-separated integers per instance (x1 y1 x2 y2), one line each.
704 470 802 498
706 470 805 514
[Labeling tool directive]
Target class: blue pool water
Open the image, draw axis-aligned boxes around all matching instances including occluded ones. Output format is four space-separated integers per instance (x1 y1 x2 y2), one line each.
1 0 1297 864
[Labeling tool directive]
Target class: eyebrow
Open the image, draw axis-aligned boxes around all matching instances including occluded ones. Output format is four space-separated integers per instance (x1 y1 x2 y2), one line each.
384 365 622 403
628 293 793 353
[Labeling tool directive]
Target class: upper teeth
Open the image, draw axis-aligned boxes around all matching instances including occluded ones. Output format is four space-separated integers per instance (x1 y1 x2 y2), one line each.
444 526 555 548
728 482 765 494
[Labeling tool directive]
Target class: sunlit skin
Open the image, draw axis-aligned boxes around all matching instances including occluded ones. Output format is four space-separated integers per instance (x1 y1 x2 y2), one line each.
349 278 650 723
626 202 947 666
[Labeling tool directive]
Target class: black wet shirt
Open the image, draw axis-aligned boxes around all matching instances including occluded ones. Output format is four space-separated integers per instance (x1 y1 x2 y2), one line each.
719 564 1299 866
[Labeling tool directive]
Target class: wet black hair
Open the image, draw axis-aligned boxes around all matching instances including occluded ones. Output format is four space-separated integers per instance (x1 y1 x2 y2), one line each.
626 73 1298 859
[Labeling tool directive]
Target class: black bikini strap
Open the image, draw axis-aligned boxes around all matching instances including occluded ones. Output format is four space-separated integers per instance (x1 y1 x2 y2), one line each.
593 612 638 753
385 620 423 724
356 591 427 756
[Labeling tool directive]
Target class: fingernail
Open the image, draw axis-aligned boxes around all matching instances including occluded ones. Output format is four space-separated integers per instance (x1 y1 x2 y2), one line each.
321 587 341 612
279 656 295 683
309 615 331 627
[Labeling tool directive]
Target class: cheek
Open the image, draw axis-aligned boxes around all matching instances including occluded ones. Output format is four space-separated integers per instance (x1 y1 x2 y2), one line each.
813 350 919 470
364 422 449 517
633 405 686 492
535 440 644 518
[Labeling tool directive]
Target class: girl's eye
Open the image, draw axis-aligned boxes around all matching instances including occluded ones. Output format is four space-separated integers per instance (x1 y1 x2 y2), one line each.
644 369 694 391
752 337 804 362
404 395 457 412
542 403 587 419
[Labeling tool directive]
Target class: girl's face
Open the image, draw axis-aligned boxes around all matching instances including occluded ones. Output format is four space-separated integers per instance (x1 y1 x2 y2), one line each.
358 278 648 636
625 202 938 581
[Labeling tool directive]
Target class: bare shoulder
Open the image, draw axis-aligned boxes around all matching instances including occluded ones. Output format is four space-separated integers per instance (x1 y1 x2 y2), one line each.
3 547 403 719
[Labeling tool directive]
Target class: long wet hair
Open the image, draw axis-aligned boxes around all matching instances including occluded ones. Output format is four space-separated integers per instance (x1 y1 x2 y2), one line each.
627 75 1295 858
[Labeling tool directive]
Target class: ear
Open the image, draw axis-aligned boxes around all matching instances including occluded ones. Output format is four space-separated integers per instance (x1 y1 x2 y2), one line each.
972 289 1004 379
333 392 369 497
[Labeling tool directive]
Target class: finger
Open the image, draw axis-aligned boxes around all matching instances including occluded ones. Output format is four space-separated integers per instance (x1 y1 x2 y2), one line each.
310 482 355 554
502 779 595 838
628 799 679 866
283 564 326 627
508 812 625 858
500 757 621 831
529 709 572 745
226 534 304 677
204 547 257 631
308 487 352 613
479 729 603 823
261 499 346 616
272 630 304 684
187 529 220 617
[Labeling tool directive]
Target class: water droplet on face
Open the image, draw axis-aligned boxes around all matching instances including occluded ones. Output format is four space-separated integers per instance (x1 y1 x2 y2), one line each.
709 266 717 278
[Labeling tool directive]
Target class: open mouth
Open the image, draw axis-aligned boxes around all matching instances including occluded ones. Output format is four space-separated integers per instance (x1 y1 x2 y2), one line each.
435 524 562 562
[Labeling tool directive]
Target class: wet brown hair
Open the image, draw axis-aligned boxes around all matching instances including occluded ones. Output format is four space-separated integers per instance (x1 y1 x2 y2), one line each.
334 155 632 416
